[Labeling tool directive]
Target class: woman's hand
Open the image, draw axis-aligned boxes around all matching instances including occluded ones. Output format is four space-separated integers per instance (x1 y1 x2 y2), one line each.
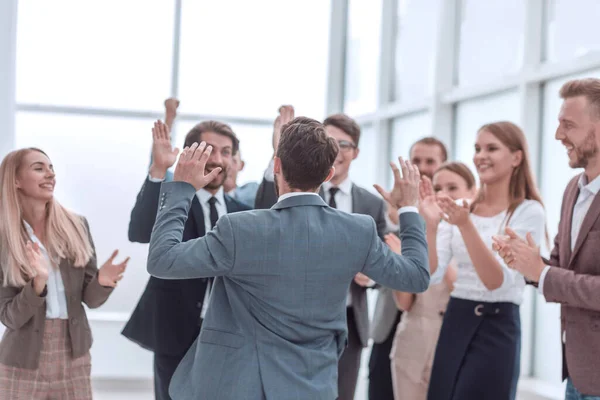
98 250 129 288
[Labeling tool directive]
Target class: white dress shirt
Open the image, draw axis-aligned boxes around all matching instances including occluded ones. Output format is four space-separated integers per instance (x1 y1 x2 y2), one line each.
431 199 546 305
24 221 68 319
539 173 600 293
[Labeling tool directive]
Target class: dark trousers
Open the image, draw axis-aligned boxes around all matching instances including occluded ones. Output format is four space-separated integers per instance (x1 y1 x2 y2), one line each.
368 311 401 400
427 297 521 400
337 308 363 400
154 352 186 400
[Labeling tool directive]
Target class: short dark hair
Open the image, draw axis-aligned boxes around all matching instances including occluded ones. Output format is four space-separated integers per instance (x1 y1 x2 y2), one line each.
276 117 339 191
410 137 448 162
184 121 239 155
323 113 361 146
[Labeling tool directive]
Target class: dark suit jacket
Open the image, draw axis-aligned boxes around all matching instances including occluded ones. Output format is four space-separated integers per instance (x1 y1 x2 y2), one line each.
121 177 250 356
254 178 386 347
254 178 278 210
542 174 600 396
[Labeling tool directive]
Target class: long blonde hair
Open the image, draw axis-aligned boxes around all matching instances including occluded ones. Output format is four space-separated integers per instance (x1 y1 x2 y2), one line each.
0 148 93 287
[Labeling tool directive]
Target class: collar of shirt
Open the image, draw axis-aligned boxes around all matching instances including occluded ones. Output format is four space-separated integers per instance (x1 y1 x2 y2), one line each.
277 192 321 202
577 173 600 200
322 176 352 195
196 186 225 206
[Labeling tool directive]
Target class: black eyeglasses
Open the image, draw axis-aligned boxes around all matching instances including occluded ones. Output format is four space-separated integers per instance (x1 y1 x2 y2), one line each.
338 140 357 151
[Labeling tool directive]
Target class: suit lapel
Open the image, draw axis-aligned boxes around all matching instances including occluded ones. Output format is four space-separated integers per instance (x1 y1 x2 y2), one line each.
570 189 600 266
190 195 206 237
562 180 579 265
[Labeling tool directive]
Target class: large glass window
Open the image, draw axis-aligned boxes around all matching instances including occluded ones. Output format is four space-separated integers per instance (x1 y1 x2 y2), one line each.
457 0 525 86
178 0 331 120
390 113 432 186
16 0 174 112
454 91 520 176
15 112 157 313
545 0 600 63
394 0 441 101
349 124 379 190
344 0 383 115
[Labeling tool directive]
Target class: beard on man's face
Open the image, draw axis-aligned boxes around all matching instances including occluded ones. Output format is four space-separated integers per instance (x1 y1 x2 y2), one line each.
204 164 228 189
569 128 598 169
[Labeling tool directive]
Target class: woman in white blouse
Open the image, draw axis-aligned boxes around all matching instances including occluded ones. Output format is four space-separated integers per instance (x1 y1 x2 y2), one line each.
421 122 547 400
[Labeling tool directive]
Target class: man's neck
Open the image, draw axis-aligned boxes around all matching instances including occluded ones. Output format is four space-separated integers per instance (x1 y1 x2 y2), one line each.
204 187 220 196
585 158 600 182
329 173 348 186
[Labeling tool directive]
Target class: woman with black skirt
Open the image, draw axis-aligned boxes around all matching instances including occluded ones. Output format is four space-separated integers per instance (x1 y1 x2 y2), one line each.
421 122 547 400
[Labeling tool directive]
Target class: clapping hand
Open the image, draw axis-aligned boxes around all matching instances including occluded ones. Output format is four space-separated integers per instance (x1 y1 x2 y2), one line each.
437 194 470 227
98 250 129 288
492 227 545 282
418 176 442 226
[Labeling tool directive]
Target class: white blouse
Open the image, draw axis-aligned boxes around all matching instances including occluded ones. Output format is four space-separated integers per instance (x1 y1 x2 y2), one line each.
430 199 546 305
24 222 69 319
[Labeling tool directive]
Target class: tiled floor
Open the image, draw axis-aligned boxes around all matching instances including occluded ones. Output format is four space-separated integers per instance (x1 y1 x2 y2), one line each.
92 377 562 400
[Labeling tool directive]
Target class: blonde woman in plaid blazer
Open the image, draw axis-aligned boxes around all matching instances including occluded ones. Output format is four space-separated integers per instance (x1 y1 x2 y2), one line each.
0 148 128 400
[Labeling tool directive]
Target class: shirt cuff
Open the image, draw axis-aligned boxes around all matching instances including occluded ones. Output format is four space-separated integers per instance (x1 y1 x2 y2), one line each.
148 174 165 183
538 265 551 294
398 206 419 215
263 159 275 182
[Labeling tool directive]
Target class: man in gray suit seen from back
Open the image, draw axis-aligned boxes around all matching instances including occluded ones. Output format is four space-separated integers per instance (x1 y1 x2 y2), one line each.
147 117 430 400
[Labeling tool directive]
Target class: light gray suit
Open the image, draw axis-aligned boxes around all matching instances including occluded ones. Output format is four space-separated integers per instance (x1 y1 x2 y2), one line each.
147 182 430 400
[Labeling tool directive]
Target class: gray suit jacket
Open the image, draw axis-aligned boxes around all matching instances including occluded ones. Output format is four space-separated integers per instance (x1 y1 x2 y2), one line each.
318 184 387 347
147 182 430 400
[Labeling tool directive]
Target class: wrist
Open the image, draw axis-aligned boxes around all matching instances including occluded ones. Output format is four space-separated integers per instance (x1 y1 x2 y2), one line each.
149 164 168 179
457 218 472 231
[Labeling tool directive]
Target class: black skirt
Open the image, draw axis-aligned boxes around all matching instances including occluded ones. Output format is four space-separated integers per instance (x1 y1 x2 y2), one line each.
427 297 521 400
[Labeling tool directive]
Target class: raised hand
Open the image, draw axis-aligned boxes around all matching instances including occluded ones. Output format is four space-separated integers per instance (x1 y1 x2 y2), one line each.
437 194 470 227
164 97 180 130
98 250 129 288
384 233 402 254
149 120 179 179
173 142 222 190
419 176 442 226
273 105 295 151
373 157 420 209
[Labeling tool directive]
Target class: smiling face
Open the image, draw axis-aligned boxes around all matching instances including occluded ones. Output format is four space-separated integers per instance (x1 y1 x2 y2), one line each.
15 150 56 202
473 130 522 185
556 96 600 170
325 124 359 185
410 143 445 179
433 169 476 200
198 131 233 190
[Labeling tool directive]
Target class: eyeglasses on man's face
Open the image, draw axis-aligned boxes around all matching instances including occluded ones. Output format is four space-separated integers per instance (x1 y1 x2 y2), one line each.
337 140 357 152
